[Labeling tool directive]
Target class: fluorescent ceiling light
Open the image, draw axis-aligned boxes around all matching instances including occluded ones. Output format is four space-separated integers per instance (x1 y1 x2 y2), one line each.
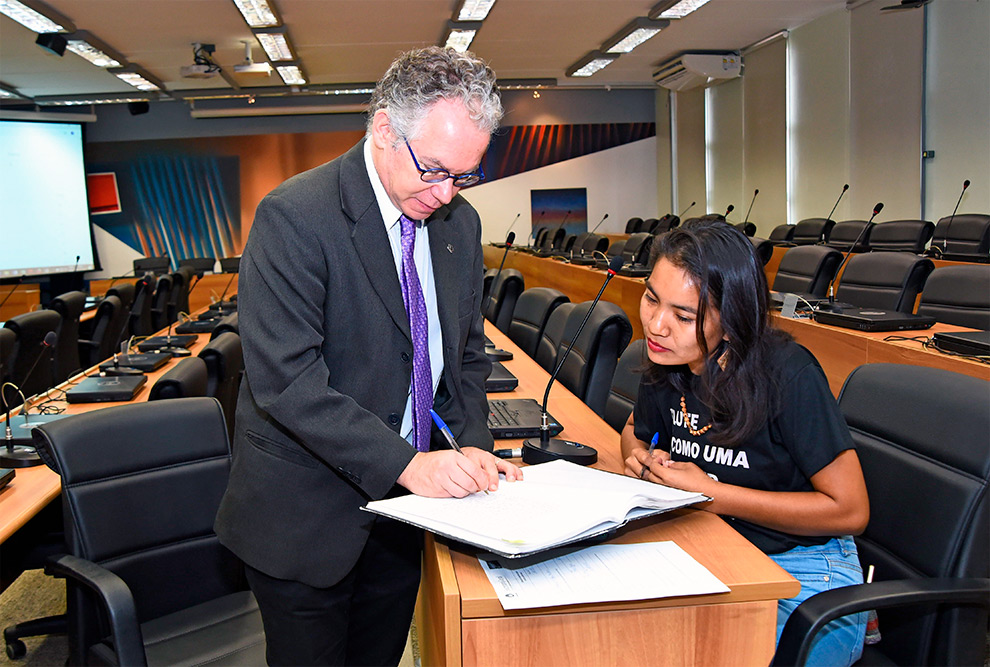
0 85 25 99
191 103 367 118
275 64 305 85
232 0 280 27
497 78 556 90
443 21 481 53
0 0 73 33
64 32 126 68
255 30 294 61
111 67 163 92
37 96 149 106
602 18 668 54
649 0 713 20
454 0 496 21
566 51 618 78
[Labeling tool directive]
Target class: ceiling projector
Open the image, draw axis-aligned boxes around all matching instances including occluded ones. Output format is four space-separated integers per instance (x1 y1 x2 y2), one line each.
233 40 272 77
181 64 219 79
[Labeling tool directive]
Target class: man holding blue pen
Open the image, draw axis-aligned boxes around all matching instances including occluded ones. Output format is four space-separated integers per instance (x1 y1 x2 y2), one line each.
216 47 521 666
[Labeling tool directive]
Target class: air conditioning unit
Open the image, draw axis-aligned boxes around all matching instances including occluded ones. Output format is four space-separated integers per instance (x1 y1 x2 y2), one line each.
653 53 742 91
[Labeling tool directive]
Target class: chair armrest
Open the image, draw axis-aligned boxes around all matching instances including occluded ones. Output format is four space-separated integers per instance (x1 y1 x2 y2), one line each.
773 577 990 667
44 554 148 667
77 339 98 349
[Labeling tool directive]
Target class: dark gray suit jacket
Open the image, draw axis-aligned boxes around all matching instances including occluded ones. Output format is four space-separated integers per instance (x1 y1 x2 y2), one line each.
215 139 493 588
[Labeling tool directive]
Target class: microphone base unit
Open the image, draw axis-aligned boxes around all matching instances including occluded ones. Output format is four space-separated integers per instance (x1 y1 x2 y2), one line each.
2 413 70 447
159 346 193 358
485 346 513 362
1 444 44 468
813 300 855 314
102 366 145 377
522 437 598 466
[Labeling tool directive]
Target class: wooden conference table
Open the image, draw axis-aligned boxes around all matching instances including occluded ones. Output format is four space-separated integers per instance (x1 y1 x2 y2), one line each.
413 325 799 667
482 246 989 396
0 314 220 546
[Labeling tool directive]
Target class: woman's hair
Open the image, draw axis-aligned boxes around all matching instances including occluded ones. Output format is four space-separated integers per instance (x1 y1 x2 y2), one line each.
644 220 791 445
366 46 503 143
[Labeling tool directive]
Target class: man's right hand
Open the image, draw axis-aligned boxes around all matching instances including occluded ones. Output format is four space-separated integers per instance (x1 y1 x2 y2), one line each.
397 450 497 498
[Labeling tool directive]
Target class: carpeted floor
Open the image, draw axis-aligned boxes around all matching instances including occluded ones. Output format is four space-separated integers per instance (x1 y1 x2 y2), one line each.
0 569 419 666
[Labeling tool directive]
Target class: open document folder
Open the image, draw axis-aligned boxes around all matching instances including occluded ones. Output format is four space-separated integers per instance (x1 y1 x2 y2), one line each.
363 460 710 558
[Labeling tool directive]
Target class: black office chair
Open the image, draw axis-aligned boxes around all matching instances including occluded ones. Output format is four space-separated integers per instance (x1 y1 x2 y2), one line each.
620 233 653 266
168 266 195 323
3 310 61 400
481 268 498 307
554 301 633 416
603 339 646 433
534 302 575 373
605 239 627 261
791 218 835 245
536 227 567 256
929 213 990 260
773 364 989 667
650 214 679 235
148 356 209 400
210 311 240 340
105 282 135 313
29 398 266 665
126 275 155 339
132 256 171 275
78 295 126 369
0 328 14 398
178 257 217 277
826 220 872 253
834 252 934 313
624 217 643 234
638 218 658 234
47 290 86 383
769 224 796 245
734 221 757 237
198 332 243 438
150 274 174 332
750 237 775 266
772 246 844 298
507 288 570 359
917 264 990 330
571 233 610 265
867 220 934 254
483 269 524 334
561 233 579 255
219 256 241 274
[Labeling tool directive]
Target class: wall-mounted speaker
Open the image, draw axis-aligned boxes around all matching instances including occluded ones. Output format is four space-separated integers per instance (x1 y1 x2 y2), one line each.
128 101 150 115
35 33 67 57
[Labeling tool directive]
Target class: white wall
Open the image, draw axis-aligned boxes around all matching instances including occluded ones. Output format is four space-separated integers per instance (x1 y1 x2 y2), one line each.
461 137 659 244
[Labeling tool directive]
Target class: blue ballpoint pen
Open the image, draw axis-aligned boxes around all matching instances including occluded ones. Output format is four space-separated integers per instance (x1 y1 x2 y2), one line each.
640 432 660 479
429 408 489 494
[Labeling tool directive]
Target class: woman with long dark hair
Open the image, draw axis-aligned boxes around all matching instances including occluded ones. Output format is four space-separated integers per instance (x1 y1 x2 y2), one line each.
622 220 869 665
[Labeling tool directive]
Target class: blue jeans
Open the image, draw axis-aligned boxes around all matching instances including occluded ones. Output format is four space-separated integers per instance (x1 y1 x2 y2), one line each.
769 536 867 667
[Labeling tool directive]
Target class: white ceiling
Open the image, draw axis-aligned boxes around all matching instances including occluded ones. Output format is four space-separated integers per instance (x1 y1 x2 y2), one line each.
0 0 850 104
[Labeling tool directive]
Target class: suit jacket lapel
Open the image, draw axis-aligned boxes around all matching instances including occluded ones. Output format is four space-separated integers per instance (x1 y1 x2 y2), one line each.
428 204 459 361
340 140 411 342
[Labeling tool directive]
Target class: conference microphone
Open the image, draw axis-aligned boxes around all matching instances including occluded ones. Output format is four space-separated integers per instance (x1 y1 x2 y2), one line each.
0 275 25 314
678 201 696 218
572 213 610 260
724 204 734 220
210 272 238 315
483 232 516 362
589 212 610 235
72 254 80 273
526 210 546 251
539 210 570 256
927 179 970 258
106 267 138 291
817 202 883 314
824 184 850 229
743 189 759 224
505 212 521 237
522 255 625 466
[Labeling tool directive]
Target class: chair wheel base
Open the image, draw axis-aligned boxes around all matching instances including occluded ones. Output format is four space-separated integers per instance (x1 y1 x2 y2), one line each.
6 639 26 660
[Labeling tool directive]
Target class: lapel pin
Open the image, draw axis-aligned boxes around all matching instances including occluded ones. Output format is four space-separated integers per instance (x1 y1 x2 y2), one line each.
446 244 454 254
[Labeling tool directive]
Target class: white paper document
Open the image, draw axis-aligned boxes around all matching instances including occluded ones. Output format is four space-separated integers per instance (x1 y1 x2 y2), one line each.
363 460 710 557
479 541 730 610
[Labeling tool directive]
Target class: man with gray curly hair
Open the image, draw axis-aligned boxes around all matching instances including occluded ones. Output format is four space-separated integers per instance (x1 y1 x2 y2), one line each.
216 46 521 665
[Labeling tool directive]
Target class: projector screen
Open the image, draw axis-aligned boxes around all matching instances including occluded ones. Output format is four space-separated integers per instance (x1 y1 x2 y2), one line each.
0 119 99 278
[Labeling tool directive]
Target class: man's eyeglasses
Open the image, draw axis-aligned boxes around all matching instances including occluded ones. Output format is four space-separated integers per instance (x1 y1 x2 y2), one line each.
404 141 485 188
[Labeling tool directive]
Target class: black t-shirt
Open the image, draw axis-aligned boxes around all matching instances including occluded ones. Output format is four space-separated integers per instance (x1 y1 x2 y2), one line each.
633 340 854 554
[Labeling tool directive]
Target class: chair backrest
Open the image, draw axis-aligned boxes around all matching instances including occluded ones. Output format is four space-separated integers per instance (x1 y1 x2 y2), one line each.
561 233 579 254
835 252 934 312
533 226 549 249
48 290 87 382
105 281 135 312
128 275 155 338
568 232 589 256
3 309 61 398
0 327 15 398
651 214 679 235
507 288 570 359
483 269 524 333
80 295 124 368
771 245 843 297
791 218 835 245
198 332 243 437
868 219 935 254
624 217 643 234
638 218 658 233
603 339 646 433
582 233 609 257
150 274 174 332
149 356 209 400
178 257 217 277
540 226 566 252
769 224 796 243
734 221 757 237
917 264 990 329
750 237 774 266
825 220 872 252
219 256 241 274
607 239 627 259
32 398 242 661
210 311 240 340
168 266 195 322
481 267 498 305
930 213 990 257
133 256 171 275
554 301 633 416
534 302 575 373
836 364 989 665
622 233 653 266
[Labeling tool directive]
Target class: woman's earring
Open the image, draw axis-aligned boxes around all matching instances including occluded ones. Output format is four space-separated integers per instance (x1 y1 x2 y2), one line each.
716 349 729 370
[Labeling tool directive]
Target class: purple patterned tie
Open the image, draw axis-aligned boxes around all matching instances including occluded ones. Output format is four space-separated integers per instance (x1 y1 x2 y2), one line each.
399 215 432 452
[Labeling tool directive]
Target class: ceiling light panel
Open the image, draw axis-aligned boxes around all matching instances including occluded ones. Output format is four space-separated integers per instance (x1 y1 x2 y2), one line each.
566 51 618 78
114 71 160 91
232 0 280 27
66 39 122 67
0 0 72 32
455 0 496 21
0 87 24 99
445 28 476 52
602 18 668 54
276 64 305 85
255 31 293 61
650 0 713 20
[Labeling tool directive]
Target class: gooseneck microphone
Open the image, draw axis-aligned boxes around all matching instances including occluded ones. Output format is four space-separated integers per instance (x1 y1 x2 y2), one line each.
589 212 610 235
743 189 759 225
818 202 883 314
483 231 516 315
211 272 238 316
0 276 25 314
522 255 625 466
724 204 734 220
678 201 696 218
825 184 850 227
541 210 571 255
505 213 521 238
929 179 970 258
527 210 546 250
